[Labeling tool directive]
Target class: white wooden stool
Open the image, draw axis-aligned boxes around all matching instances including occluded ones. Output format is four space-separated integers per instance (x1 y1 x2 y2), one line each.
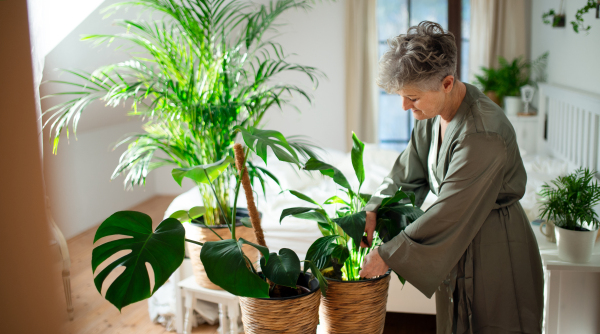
178 275 240 334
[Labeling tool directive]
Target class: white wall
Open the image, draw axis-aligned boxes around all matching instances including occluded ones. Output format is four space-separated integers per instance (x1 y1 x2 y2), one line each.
531 0 600 95
41 0 159 239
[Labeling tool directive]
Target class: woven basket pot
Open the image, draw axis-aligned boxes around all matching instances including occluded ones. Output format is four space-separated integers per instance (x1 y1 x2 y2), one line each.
239 273 321 334
319 272 391 334
183 210 259 290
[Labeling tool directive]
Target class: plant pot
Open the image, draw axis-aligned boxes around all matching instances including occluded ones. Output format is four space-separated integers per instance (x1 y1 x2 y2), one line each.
239 273 321 334
503 96 523 115
552 14 566 27
555 225 598 263
184 208 259 290
485 91 501 106
319 272 391 334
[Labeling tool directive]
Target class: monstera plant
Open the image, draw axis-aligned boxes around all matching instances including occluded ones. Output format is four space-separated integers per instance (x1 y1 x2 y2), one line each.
280 133 424 283
43 0 323 225
91 127 327 311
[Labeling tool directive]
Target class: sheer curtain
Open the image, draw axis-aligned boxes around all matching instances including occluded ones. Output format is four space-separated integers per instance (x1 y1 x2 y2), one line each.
345 0 379 149
468 0 528 82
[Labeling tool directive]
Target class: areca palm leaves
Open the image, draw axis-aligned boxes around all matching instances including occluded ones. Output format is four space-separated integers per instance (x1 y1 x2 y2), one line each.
43 0 324 225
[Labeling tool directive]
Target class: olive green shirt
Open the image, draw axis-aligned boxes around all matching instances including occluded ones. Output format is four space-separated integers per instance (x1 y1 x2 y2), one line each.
366 84 544 334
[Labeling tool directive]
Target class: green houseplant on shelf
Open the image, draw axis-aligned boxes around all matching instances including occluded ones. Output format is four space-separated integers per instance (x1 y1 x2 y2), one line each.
539 167 600 263
42 0 323 228
474 52 548 114
280 133 424 333
91 127 327 333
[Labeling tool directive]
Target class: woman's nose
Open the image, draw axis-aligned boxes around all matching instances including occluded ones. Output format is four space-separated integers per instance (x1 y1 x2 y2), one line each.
402 97 413 111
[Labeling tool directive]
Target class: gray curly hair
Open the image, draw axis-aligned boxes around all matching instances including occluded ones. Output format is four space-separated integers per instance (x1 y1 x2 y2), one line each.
377 21 458 93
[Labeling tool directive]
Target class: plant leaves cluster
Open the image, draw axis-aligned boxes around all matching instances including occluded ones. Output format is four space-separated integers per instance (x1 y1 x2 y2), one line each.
538 167 600 231
280 132 424 282
474 52 548 103
542 0 597 33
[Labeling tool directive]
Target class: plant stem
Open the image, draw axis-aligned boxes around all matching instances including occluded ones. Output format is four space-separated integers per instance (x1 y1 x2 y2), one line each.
185 239 204 246
204 169 233 233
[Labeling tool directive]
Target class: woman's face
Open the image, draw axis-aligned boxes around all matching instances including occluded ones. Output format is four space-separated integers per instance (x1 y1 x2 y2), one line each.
397 77 454 120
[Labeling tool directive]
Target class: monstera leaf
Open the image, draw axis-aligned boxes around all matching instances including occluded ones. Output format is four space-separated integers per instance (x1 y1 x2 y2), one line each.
260 248 302 288
171 156 234 186
304 158 351 190
332 211 367 248
200 238 270 298
91 211 185 311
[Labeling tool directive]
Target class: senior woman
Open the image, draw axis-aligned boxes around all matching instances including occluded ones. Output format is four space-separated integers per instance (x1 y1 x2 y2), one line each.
359 22 543 334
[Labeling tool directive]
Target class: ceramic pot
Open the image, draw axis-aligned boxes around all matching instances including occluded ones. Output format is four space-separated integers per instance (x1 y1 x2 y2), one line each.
555 225 598 263
503 96 523 115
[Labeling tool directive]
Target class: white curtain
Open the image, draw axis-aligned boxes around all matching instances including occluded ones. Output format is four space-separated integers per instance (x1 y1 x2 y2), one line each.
469 0 528 82
345 0 379 149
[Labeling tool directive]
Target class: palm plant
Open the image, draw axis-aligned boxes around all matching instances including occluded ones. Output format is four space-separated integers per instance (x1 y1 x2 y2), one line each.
280 133 424 282
43 0 324 225
539 168 600 231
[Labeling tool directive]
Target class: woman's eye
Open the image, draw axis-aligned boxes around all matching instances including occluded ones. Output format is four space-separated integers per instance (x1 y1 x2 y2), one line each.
409 98 418 102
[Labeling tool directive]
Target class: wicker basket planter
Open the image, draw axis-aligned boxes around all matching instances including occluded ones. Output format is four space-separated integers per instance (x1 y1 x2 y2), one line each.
183 209 259 290
239 273 321 334
319 272 391 334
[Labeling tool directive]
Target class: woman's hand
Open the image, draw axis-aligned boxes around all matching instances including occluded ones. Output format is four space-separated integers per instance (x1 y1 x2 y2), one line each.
359 247 389 279
361 211 377 248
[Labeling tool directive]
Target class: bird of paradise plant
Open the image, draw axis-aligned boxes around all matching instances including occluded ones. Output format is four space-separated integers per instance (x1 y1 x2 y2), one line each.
43 0 323 225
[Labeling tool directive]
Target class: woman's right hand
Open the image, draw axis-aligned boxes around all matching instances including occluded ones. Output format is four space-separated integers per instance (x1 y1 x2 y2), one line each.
361 211 377 248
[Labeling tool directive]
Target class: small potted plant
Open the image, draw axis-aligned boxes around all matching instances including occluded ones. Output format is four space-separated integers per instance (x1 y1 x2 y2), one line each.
91 127 327 332
539 168 600 263
280 133 424 333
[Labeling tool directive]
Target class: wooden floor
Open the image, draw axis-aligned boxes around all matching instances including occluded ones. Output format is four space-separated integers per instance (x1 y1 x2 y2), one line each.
57 195 435 334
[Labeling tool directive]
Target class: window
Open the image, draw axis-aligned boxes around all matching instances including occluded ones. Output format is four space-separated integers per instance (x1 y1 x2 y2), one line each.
376 0 471 152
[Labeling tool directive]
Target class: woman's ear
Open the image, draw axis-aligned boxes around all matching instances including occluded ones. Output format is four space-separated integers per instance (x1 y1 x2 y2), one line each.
441 75 455 93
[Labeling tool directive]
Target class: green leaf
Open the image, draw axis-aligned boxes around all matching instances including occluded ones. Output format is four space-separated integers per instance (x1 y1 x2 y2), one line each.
351 132 365 187
308 261 328 297
235 126 300 165
382 204 425 223
169 210 191 222
280 207 316 223
293 211 329 224
200 239 269 298
92 211 185 311
188 206 206 219
324 195 350 206
330 244 350 264
332 211 367 248
260 248 301 288
395 272 406 285
171 156 234 186
380 189 409 208
305 236 339 269
288 190 321 207
240 217 253 228
304 158 351 190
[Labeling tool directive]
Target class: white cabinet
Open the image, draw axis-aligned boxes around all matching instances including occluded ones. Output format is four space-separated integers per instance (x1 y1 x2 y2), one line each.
507 115 539 156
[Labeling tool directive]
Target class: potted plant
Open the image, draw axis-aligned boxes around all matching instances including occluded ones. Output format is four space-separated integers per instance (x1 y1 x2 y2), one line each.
542 0 598 33
542 8 566 28
475 53 548 115
43 0 323 289
280 133 424 333
91 127 327 332
539 168 600 263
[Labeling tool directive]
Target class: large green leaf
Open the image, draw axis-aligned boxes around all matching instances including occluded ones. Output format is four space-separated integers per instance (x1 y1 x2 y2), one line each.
200 239 269 298
305 235 339 269
288 190 321 207
380 189 409 208
171 156 234 186
169 206 205 223
280 207 317 223
351 132 365 187
236 126 300 165
260 248 301 288
304 158 351 190
91 211 185 311
332 211 367 248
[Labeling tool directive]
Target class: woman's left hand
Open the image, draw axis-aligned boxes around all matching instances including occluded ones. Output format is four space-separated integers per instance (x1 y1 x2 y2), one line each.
359 247 390 279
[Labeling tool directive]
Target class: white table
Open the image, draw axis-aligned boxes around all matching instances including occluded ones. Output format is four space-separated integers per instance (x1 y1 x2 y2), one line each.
532 223 600 334
178 275 240 334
